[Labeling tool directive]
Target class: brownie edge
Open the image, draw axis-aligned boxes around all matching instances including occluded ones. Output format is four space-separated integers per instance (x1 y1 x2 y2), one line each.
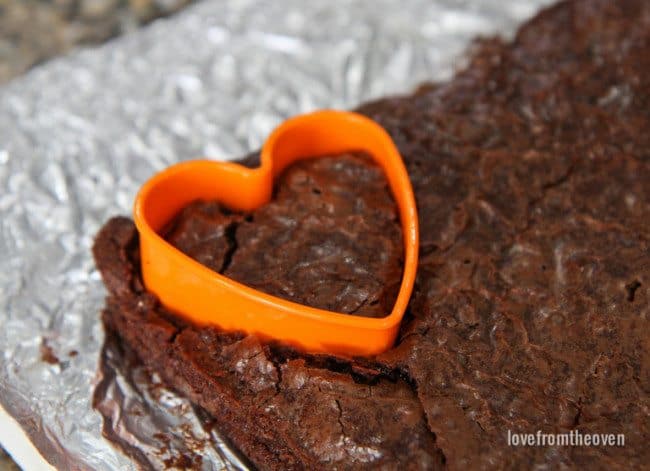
94 216 446 470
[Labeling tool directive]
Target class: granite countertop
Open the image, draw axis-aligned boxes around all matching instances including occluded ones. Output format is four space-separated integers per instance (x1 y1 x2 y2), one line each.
0 0 198 83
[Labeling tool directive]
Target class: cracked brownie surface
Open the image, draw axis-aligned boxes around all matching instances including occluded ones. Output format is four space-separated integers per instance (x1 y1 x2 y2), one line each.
164 153 403 318
93 0 650 469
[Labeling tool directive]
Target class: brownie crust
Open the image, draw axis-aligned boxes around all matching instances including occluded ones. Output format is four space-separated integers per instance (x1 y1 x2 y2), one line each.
93 1 650 469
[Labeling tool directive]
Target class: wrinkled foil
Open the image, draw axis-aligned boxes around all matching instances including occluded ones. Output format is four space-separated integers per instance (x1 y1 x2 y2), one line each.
0 0 553 468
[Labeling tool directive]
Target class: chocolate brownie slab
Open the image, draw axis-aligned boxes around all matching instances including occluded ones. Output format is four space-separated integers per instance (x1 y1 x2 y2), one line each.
94 0 650 469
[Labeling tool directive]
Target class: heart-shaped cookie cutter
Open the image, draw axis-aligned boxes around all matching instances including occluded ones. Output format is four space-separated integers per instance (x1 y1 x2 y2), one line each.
134 110 418 356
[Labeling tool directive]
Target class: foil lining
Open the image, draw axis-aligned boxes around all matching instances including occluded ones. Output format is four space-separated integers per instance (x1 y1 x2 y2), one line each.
0 0 552 468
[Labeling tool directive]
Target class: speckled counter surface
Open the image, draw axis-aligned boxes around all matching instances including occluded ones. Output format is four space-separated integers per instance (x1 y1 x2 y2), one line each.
0 0 198 83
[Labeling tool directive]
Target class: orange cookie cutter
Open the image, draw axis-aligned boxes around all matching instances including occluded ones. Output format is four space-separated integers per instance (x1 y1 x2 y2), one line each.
134 110 418 356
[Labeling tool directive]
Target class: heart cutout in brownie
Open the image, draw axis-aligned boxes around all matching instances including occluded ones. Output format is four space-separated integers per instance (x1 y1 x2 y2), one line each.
133 110 418 355
164 153 403 318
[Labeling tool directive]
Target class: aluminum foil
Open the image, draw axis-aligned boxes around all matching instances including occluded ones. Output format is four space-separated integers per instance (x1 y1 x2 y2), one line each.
0 0 553 468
